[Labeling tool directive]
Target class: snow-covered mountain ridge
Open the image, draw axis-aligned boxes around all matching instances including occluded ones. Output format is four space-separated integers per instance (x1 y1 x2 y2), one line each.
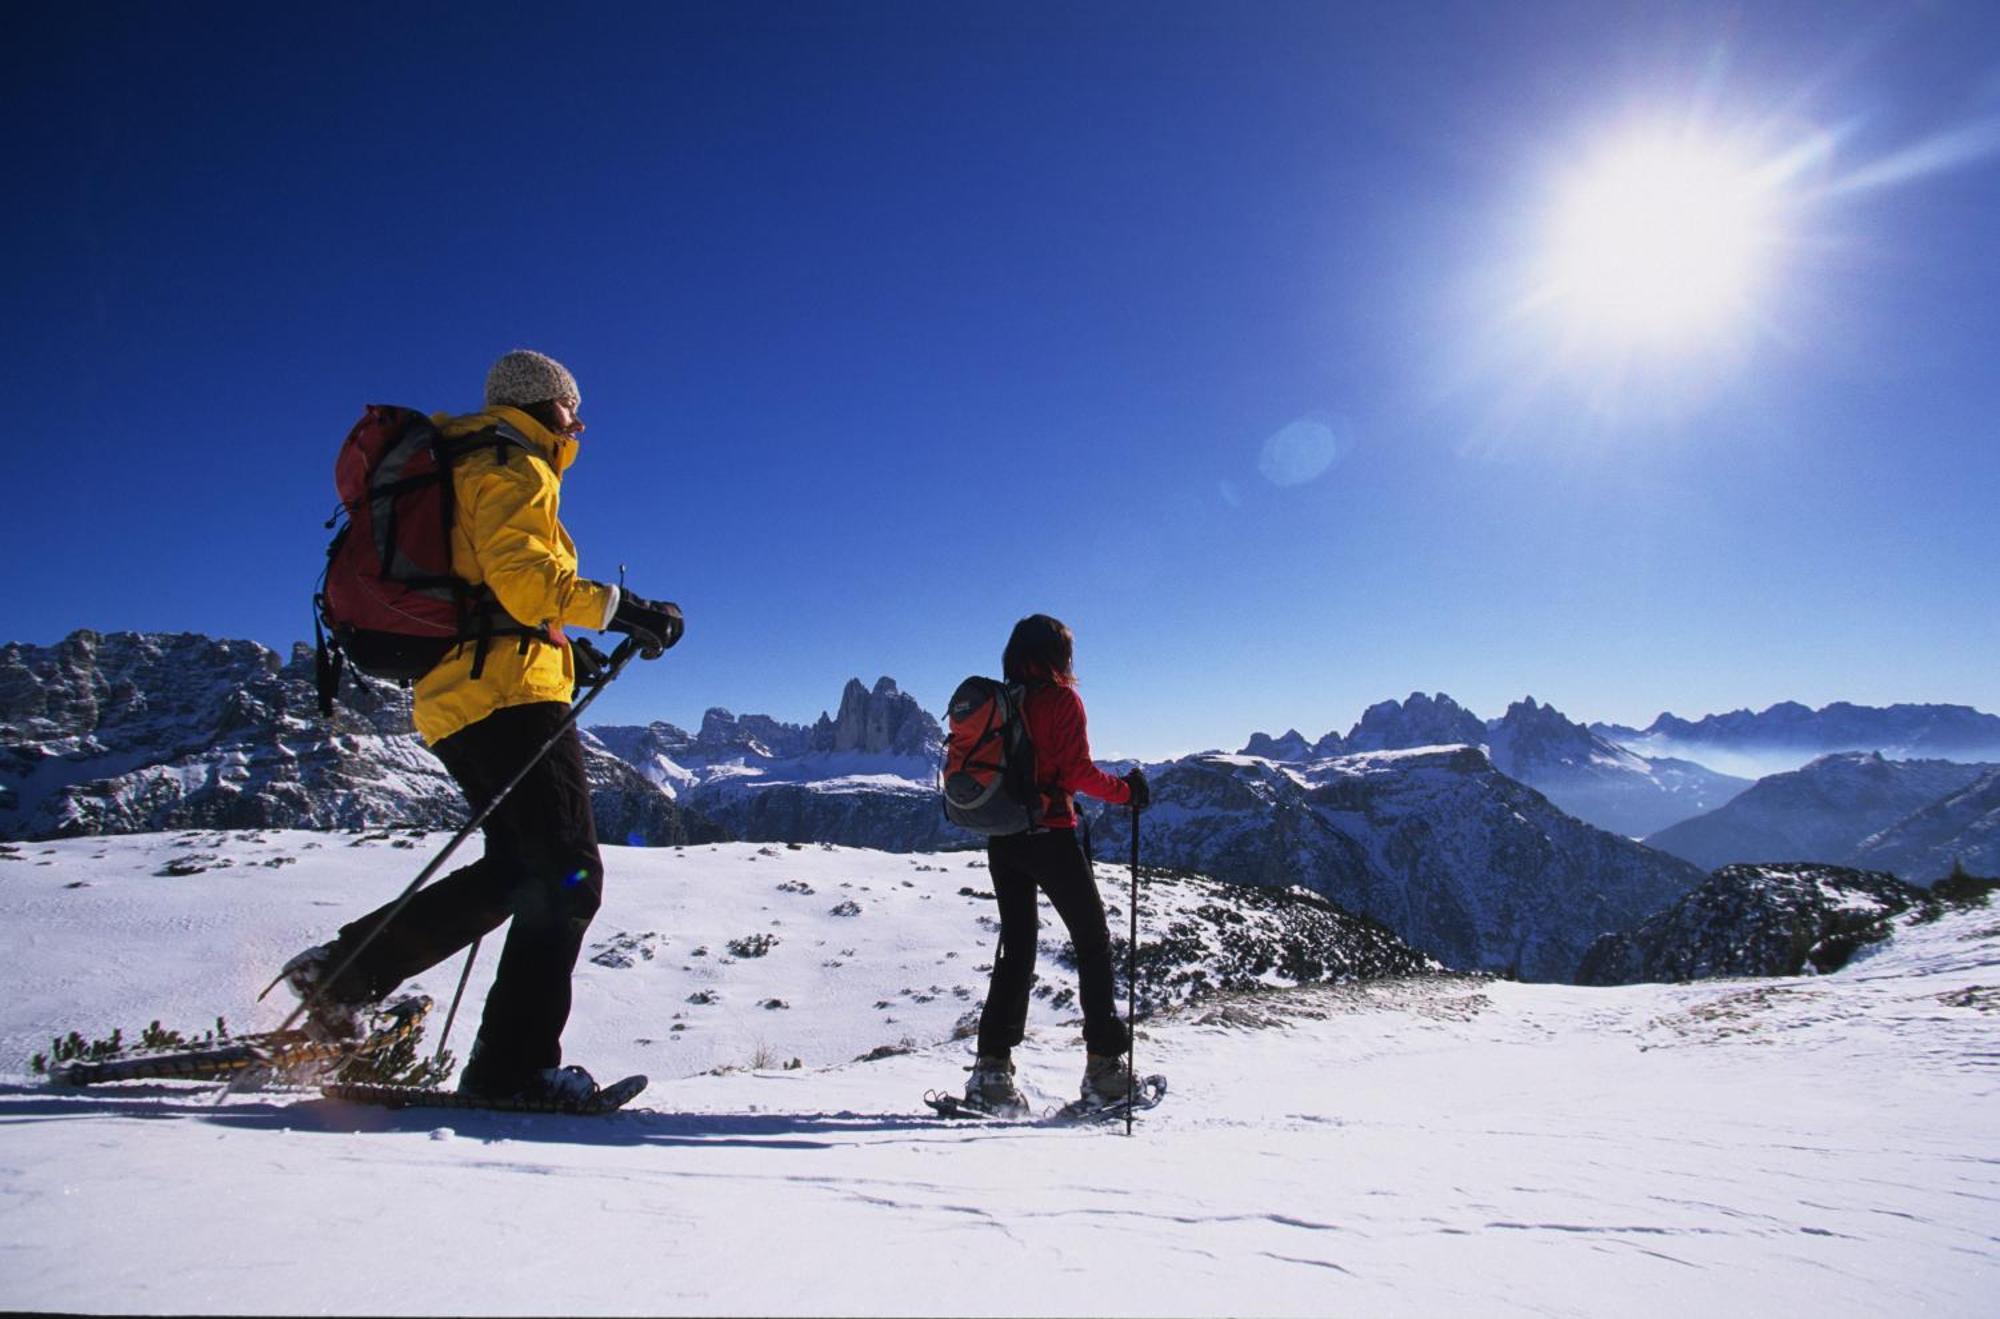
1081 745 1706 983
1242 691 1749 837
589 675 954 849
0 633 1699 983
0 630 718 845
2 831 1993 1315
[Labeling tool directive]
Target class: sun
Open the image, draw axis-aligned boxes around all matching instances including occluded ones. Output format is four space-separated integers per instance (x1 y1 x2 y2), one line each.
1537 129 1783 349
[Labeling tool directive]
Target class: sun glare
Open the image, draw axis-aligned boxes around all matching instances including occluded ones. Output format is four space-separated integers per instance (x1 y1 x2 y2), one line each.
1538 131 1783 349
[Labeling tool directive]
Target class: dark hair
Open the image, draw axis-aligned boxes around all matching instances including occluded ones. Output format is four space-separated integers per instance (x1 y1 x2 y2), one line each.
1003 614 1074 683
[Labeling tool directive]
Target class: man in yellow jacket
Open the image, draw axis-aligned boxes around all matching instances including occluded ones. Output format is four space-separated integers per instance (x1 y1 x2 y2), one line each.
283 350 682 1107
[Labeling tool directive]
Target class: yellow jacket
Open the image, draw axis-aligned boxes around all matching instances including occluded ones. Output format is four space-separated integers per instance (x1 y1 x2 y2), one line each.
409 406 617 745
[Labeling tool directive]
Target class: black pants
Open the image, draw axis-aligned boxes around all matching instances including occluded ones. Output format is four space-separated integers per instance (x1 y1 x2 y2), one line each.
976 828 1128 1059
329 701 603 1086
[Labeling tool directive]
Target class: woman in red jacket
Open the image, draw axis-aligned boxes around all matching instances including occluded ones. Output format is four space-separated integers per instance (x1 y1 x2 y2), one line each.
966 614 1150 1116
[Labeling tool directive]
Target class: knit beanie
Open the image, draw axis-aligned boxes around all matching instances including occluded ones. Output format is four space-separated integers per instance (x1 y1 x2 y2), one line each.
484 350 581 411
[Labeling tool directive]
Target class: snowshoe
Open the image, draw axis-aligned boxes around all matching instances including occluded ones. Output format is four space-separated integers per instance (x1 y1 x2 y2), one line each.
46 996 431 1087
325 1070 648 1116
1056 1072 1168 1122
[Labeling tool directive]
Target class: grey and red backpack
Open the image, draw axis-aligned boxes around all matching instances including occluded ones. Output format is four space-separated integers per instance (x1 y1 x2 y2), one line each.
941 676 1045 835
313 405 543 715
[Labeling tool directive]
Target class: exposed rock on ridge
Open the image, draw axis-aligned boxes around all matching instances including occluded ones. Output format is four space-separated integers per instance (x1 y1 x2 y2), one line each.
1576 862 1942 985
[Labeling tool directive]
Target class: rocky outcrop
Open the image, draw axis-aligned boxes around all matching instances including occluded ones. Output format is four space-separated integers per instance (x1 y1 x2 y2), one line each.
1114 867 1444 1009
1576 862 1938 985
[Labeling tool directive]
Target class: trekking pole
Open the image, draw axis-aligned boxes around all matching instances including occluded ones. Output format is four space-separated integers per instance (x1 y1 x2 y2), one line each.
1127 800 1140 1139
434 935 483 1064
235 636 644 1094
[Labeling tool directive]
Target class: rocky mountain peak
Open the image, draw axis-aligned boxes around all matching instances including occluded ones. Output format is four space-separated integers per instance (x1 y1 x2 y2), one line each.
1343 691 1485 752
820 676 941 757
1240 729 1312 761
694 708 814 760
1489 695 1598 758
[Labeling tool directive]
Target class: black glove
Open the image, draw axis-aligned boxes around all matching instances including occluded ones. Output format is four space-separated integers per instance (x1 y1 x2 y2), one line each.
609 591 684 659
570 634 610 687
1123 767 1151 811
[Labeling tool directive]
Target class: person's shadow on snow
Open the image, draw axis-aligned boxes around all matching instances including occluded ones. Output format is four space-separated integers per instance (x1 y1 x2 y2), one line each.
0 1083 1004 1149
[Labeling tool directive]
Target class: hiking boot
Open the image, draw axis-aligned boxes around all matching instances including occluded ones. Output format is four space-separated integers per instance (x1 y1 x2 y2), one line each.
965 1055 1029 1117
459 1061 601 1107
1079 1052 1136 1109
278 943 377 1043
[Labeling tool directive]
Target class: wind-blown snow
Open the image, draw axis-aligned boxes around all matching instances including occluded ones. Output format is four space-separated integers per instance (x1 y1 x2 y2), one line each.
1 832 1994 1316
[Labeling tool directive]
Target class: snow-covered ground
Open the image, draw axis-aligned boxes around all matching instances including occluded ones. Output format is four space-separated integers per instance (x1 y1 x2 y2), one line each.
1 831 1994 1316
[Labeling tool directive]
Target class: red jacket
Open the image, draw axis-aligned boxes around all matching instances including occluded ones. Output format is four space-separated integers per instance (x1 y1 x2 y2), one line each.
1021 678 1132 828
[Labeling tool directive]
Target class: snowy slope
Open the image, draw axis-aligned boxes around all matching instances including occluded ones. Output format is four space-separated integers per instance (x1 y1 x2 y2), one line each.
2 834 1994 1316
0 832 1427 1086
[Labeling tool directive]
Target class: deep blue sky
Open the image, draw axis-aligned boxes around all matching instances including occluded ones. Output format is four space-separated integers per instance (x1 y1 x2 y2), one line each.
7 1 1998 758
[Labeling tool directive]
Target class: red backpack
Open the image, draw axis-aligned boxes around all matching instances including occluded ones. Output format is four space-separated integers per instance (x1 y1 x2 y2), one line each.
313 405 540 714
940 676 1043 835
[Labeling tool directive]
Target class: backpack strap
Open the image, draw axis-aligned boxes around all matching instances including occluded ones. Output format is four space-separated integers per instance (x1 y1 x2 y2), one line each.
432 424 545 680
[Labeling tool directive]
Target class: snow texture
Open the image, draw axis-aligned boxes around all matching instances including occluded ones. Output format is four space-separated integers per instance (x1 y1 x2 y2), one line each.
4 832 1993 1315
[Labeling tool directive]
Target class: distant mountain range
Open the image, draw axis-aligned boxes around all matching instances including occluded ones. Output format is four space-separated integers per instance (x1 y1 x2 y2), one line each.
1592 702 2000 779
1643 753 2000 880
599 687 1713 980
591 676 955 851
1241 691 1749 838
8 629 1994 984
